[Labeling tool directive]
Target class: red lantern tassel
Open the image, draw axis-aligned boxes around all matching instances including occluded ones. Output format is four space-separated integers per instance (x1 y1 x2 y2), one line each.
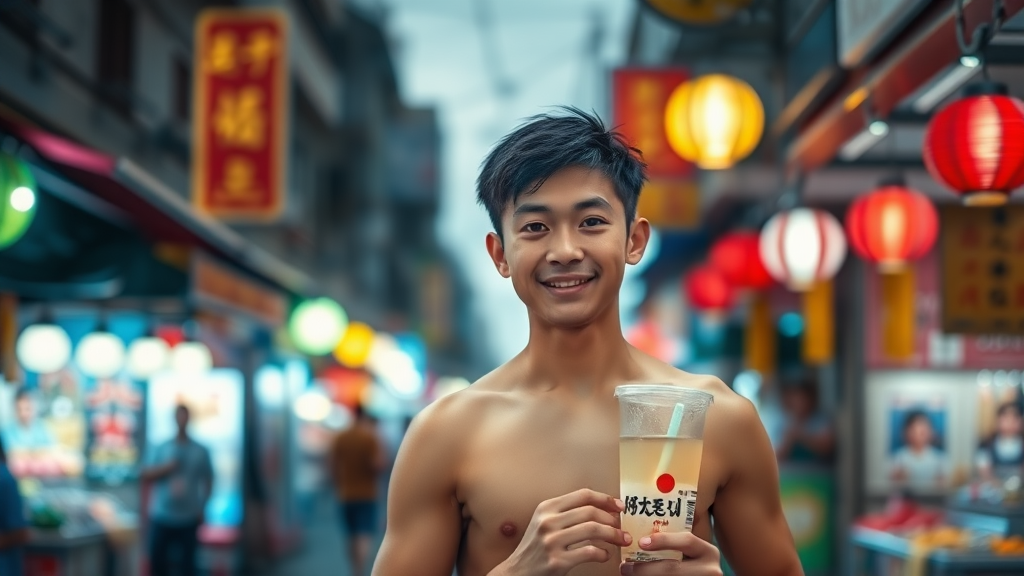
802 280 834 365
881 268 915 360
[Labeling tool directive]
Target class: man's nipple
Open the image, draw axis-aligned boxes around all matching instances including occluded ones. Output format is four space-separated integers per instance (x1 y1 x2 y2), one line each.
500 521 518 538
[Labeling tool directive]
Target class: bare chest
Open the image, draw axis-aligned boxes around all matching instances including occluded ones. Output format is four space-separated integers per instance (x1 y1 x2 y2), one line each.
453 406 722 576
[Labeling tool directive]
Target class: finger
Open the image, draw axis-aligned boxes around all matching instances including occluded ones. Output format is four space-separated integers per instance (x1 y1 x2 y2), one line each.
552 488 624 514
622 559 723 576
639 531 720 560
554 504 622 530
556 521 631 549
561 544 612 567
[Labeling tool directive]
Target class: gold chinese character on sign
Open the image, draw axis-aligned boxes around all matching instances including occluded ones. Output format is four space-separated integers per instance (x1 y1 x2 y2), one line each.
207 31 239 75
219 156 260 200
213 86 266 148
243 29 277 77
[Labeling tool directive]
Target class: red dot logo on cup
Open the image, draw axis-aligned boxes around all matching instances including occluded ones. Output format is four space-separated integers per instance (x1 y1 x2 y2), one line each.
656 473 675 494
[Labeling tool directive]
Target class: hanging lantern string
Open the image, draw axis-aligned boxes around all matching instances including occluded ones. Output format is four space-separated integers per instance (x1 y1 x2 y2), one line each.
955 0 1006 80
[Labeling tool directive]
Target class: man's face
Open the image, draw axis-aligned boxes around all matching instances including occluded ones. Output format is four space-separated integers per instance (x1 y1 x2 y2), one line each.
907 418 934 449
486 166 649 329
997 408 1023 438
175 407 190 433
15 397 33 425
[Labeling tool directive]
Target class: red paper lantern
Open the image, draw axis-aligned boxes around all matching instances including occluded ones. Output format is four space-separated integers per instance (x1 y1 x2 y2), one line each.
845 183 939 271
709 231 774 290
684 264 736 311
923 82 1024 206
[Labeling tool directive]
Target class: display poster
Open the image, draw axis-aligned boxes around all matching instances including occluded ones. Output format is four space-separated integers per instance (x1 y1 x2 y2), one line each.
863 371 979 496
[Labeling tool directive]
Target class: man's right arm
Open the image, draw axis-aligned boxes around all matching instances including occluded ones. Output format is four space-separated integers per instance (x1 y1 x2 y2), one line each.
139 444 174 482
372 399 464 576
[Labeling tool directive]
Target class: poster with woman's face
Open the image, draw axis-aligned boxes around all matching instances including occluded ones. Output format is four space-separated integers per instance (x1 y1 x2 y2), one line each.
865 371 978 496
974 371 1024 480
887 399 950 493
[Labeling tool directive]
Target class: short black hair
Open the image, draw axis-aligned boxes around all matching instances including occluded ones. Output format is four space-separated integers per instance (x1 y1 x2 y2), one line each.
14 388 30 402
476 106 647 239
903 410 932 433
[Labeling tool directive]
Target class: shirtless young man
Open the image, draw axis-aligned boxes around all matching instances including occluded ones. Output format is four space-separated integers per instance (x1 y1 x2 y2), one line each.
372 109 802 576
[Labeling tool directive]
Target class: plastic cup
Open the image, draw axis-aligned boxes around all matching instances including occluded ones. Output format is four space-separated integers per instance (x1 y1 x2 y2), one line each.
615 384 713 562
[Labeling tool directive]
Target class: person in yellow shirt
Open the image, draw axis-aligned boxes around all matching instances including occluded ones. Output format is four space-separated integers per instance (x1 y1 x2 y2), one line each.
329 405 386 576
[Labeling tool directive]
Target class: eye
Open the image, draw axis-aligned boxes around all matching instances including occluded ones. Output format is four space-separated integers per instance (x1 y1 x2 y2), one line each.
522 222 547 233
581 217 607 228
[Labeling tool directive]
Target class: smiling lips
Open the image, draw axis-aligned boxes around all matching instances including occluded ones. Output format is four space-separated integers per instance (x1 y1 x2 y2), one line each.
540 275 596 291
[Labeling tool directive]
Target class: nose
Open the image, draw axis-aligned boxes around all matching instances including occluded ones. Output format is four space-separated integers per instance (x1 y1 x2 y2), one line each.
546 227 584 265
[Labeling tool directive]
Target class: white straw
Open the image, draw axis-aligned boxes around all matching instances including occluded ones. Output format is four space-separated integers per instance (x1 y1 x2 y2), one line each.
655 402 686 477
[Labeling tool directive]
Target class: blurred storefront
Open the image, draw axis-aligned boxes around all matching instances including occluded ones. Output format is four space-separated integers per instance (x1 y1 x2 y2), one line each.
0 1 456 575
625 0 1024 574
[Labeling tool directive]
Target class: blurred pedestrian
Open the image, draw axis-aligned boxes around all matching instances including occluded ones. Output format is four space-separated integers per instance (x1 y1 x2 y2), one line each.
140 405 213 576
775 378 835 465
0 435 29 576
329 405 385 576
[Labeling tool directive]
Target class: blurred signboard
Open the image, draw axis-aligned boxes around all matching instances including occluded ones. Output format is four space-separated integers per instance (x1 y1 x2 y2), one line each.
636 178 700 230
611 68 691 179
864 247 1024 370
190 253 287 328
941 206 1024 335
193 8 289 221
386 109 439 205
837 0 931 68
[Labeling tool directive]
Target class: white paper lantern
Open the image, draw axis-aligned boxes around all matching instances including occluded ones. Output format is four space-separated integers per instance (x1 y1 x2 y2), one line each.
16 324 72 374
170 342 213 375
75 331 127 378
759 208 847 291
126 337 170 379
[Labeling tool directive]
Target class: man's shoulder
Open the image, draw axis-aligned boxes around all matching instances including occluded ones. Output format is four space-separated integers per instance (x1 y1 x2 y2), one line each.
653 367 751 417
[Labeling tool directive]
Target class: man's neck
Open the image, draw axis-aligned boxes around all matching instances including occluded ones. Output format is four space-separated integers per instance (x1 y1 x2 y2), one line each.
519 303 640 395
175 432 189 443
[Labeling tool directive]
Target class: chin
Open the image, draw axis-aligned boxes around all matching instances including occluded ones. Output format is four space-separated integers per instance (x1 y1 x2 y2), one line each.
537 308 604 330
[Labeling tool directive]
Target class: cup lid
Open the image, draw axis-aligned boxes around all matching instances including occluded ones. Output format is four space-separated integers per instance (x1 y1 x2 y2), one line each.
613 383 714 405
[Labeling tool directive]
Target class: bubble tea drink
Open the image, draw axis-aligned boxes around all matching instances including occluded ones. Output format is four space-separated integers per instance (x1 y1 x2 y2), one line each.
615 385 713 562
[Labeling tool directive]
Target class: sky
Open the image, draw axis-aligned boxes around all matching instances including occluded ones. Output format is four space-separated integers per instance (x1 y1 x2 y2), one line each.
363 0 638 367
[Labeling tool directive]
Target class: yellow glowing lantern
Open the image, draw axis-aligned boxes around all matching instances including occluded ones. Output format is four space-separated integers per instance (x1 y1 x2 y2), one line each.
643 0 754 26
664 74 764 170
333 322 375 368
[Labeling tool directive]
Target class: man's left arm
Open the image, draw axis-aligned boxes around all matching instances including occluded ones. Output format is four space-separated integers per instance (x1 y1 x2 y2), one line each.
712 397 803 576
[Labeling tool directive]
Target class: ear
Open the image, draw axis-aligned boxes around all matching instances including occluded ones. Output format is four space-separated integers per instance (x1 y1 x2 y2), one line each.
626 217 651 266
485 232 511 278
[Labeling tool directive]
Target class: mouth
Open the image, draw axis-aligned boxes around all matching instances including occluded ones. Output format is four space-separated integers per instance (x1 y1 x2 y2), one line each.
539 274 597 294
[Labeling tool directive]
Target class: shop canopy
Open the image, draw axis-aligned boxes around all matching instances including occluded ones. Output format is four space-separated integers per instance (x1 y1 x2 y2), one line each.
0 116 315 300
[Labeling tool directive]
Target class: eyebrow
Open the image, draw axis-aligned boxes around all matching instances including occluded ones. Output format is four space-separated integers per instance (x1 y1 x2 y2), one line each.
512 196 614 218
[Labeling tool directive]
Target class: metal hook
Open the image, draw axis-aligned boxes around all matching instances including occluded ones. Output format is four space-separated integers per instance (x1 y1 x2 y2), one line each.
956 0 1006 57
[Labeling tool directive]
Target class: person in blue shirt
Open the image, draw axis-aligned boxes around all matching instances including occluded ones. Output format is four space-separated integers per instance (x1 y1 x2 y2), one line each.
2 388 54 451
140 404 213 576
0 435 30 576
